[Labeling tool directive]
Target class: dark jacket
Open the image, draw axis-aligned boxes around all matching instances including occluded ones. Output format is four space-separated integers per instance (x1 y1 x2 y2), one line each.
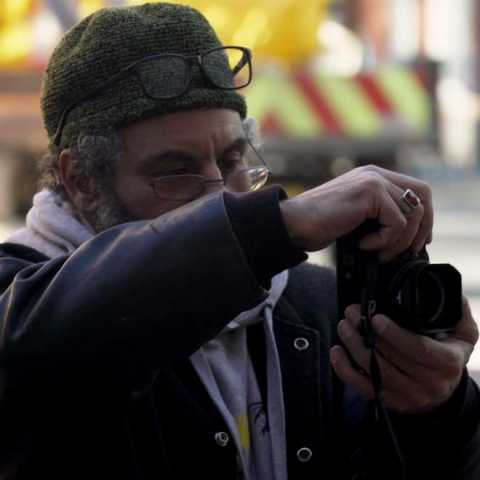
0 192 478 479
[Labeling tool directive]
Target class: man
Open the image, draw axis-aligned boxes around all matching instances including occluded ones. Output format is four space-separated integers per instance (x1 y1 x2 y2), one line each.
0 3 478 479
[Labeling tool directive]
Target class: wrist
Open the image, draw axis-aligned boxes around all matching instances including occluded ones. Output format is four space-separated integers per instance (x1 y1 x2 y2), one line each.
279 198 307 251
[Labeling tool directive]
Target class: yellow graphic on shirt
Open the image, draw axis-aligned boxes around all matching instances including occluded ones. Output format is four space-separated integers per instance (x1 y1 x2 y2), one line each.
237 413 250 452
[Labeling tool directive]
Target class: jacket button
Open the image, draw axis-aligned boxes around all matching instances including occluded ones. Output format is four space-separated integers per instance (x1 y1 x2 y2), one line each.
214 431 230 447
293 337 310 351
296 447 313 462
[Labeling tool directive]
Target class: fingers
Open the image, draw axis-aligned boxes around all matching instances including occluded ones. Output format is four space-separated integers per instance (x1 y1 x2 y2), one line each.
333 304 470 413
352 166 433 261
380 183 425 260
452 297 479 346
330 343 455 413
280 164 433 255
388 184 425 256
337 316 420 388
338 309 417 386
375 167 434 253
372 314 471 372
344 305 469 372
330 345 374 399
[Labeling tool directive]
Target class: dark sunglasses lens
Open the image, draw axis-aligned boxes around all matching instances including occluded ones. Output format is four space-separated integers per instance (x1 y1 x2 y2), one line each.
203 48 250 89
137 56 189 99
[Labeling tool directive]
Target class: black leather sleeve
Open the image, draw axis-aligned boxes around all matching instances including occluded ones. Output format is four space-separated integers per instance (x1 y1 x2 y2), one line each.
224 186 307 286
0 191 292 385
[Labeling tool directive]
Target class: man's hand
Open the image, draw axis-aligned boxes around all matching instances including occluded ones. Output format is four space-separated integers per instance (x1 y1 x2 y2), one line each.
330 297 479 414
280 165 433 261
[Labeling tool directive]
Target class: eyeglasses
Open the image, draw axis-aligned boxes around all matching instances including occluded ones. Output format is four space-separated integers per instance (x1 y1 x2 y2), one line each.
150 137 270 201
150 167 269 201
53 46 252 147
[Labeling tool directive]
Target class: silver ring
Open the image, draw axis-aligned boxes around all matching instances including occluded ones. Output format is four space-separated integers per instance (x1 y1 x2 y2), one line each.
399 188 421 215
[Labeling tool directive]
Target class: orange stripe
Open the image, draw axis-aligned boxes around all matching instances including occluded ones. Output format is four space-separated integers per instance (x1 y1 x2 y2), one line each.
294 71 344 135
355 74 394 115
261 112 286 136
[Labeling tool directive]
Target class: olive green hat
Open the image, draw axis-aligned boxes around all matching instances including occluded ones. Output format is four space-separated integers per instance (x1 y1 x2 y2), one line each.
41 2 248 149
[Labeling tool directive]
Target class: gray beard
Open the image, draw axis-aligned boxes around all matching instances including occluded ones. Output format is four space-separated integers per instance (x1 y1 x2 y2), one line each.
82 185 134 233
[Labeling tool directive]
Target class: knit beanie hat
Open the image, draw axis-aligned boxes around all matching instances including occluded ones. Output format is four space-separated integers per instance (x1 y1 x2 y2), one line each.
41 2 248 149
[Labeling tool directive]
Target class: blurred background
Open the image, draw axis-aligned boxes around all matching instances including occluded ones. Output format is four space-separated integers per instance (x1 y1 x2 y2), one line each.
0 0 478 379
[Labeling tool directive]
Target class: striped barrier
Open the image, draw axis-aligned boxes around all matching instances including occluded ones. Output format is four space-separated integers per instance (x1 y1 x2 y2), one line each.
244 66 433 138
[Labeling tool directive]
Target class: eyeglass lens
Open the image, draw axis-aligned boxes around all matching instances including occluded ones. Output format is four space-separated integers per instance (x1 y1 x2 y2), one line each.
203 48 250 89
137 47 250 100
152 166 269 201
137 56 190 99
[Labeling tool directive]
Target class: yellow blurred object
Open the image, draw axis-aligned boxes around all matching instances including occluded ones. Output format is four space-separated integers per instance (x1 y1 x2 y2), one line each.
0 0 331 69
0 22 31 64
79 0 106 18
126 0 332 67
0 0 34 66
0 0 32 22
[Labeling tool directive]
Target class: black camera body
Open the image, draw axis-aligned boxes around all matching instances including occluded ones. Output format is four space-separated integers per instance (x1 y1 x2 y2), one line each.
336 220 463 336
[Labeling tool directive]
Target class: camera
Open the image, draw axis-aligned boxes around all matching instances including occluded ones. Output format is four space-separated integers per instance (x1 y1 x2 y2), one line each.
336 220 462 336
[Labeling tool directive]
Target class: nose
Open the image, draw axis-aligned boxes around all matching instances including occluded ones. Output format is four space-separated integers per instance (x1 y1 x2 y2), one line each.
190 160 224 200
200 160 223 181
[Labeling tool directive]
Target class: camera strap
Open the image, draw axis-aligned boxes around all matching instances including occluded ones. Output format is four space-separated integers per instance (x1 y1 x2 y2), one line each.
361 257 407 480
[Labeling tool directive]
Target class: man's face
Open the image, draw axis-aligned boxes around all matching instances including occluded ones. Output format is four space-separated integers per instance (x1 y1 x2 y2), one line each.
110 108 246 222
82 108 251 231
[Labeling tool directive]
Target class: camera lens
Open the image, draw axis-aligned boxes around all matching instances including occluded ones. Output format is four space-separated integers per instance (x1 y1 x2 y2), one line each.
387 262 461 333
416 270 446 324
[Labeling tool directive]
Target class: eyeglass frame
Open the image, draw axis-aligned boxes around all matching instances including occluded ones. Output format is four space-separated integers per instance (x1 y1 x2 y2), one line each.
52 45 253 147
150 175 225 201
148 135 271 201
149 167 270 201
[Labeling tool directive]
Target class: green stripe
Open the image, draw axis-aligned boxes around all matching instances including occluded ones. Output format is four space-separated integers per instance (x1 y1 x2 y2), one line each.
244 75 276 120
376 67 431 131
246 75 321 136
314 75 381 136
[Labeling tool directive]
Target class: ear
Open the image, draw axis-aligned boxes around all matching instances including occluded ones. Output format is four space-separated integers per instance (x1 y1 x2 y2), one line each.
58 149 91 209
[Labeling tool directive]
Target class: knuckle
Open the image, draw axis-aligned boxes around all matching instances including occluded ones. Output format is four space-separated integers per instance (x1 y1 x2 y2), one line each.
417 180 432 200
360 171 384 191
449 358 464 379
358 165 378 174
443 350 464 376
419 340 433 360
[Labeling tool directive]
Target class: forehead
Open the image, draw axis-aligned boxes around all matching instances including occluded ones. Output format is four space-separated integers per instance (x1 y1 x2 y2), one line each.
119 109 245 157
